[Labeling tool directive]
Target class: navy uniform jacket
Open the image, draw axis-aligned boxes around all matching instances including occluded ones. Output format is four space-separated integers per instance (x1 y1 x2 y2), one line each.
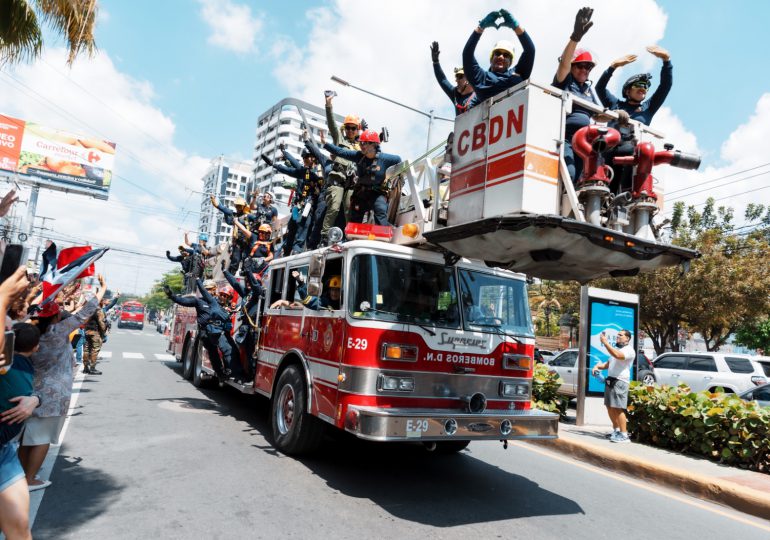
323 143 401 192
432 62 475 115
595 61 673 126
168 279 231 332
463 30 535 109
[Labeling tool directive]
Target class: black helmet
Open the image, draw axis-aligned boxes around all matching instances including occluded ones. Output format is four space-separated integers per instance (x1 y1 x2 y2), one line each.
301 148 313 158
622 73 652 98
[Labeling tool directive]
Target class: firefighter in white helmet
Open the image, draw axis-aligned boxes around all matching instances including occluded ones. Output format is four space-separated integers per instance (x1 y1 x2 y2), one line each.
462 8 535 109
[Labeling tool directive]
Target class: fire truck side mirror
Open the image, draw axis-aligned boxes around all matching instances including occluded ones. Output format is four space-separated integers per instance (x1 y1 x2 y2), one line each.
309 253 325 280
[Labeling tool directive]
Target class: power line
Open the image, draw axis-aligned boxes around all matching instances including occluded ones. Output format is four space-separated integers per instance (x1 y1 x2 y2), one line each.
665 162 770 197
666 170 770 202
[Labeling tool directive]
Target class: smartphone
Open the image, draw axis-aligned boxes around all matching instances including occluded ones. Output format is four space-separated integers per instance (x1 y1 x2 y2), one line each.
324 90 337 98
0 330 14 369
0 244 24 283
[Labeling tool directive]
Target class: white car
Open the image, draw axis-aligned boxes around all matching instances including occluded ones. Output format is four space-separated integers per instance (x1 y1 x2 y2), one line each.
652 352 767 393
752 356 770 378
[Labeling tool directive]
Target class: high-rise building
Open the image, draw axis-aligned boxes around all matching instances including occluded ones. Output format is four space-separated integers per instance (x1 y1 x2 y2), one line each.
198 156 252 247
249 98 343 215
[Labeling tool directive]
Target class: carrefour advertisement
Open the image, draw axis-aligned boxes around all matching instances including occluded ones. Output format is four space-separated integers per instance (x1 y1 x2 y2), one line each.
0 114 116 199
586 298 638 395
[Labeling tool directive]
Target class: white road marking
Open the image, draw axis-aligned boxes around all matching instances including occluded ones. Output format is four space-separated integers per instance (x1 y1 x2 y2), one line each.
122 352 144 359
99 351 112 359
154 353 175 360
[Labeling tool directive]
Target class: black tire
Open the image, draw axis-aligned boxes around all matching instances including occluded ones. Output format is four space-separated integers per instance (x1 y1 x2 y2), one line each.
271 365 324 455
192 340 210 388
429 440 471 454
182 337 196 380
638 370 656 385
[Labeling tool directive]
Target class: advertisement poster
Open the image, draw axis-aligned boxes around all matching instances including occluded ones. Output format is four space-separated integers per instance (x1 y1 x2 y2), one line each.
586 297 638 395
0 114 116 199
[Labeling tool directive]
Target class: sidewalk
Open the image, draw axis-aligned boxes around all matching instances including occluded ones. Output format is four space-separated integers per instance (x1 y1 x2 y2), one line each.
530 397 770 521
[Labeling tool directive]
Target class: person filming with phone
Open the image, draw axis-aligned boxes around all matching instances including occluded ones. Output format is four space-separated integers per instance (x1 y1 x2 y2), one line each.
592 329 635 444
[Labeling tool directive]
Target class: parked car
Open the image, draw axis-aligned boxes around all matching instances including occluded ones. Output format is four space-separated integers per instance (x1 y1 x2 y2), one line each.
739 383 770 408
752 356 770 378
547 348 657 397
534 348 556 364
652 352 767 394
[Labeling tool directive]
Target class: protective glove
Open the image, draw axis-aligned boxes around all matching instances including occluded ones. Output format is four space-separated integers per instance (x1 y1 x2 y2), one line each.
430 41 440 62
360 118 368 131
162 285 173 298
479 11 501 30
260 154 273 166
616 110 630 126
499 9 519 29
278 142 286 152
165 250 171 258
571 7 594 42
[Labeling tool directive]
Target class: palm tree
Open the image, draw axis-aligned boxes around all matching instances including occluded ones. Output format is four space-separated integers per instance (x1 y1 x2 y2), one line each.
0 0 98 66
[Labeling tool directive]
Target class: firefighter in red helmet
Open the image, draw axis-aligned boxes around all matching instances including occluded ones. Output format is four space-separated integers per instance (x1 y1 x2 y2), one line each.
321 129 401 226
553 7 602 183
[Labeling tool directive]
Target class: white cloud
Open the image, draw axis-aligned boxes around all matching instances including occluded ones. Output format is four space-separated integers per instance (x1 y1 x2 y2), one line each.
0 48 209 294
198 0 264 54
276 0 769 223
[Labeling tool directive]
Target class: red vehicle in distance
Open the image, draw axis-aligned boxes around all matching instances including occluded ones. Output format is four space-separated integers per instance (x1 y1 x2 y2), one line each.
118 301 145 330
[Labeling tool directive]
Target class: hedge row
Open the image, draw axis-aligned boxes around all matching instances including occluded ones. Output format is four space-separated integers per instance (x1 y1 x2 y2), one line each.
531 363 568 418
628 383 770 473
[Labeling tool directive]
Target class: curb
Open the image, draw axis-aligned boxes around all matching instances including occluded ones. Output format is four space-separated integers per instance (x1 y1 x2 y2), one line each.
529 437 770 521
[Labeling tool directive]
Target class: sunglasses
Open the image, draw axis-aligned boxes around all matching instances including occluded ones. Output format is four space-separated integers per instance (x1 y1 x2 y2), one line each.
492 51 512 60
455 74 466 80
631 82 650 90
574 62 594 71
344 125 358 131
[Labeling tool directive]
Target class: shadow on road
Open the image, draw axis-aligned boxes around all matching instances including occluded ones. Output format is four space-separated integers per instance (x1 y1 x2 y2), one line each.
159 360 584 525
33 448 125 539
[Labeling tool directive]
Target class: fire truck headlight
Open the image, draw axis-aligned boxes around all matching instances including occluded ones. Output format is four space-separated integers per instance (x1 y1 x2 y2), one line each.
499 381 530 398
381 343 418 362
378 374 415 392
502 353 532 370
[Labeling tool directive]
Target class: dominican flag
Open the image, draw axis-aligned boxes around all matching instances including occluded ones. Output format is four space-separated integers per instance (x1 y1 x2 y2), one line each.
39 246 109 306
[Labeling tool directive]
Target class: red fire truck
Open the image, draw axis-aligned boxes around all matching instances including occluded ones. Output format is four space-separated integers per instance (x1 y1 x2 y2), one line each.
168 80 698 455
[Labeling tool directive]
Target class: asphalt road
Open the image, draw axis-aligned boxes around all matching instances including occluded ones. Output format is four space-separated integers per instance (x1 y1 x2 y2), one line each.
31 326 770 539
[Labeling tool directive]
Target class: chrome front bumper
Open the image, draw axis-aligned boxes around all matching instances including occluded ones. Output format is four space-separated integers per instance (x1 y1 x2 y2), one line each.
345 407 559 442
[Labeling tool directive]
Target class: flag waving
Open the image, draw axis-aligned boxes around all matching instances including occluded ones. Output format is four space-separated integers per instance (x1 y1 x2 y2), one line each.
40 246 109 306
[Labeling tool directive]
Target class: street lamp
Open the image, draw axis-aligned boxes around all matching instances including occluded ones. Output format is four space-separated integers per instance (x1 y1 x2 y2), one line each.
331 75 453 152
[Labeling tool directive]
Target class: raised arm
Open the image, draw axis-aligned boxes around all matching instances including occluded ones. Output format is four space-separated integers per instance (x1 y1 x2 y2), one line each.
513 29 534 79
233 218 252 240
431 42 455 100
646 46 672 117
325 94 342 145
555 7 593 84
323 142 360 161
166 250 184 262
195 278 216 305
304 138 326 166
223 269 246 298
281 147 302 170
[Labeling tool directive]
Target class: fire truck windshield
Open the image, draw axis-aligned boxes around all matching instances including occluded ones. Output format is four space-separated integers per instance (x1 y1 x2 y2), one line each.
349 255 460 328
458 269 533 337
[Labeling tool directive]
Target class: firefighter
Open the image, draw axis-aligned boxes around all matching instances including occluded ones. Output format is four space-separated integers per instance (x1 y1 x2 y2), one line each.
301 274 342 311
261 145 323 256
323 92 360 242
163 279 232 383
250 190 278 227
222 260 265 382
552 7 600 183
595 45 672 126
166 246 191 274
430 42 475 115
321 129 401 226
210 195 254 274
232 220 274 276
595 46 673 194
462 9 535 109
302 134 332 249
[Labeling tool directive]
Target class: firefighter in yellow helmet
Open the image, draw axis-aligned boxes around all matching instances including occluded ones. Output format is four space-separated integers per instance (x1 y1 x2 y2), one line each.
210 194 254 274
301 274 342 311
430 42 475 115
462 8 535 109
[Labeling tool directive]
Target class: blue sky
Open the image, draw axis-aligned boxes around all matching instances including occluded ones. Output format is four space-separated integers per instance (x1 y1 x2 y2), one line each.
2 0 768 293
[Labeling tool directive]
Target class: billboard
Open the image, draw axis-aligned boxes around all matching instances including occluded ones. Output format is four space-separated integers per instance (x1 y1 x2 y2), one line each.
0 114 116 200
584 288 639 396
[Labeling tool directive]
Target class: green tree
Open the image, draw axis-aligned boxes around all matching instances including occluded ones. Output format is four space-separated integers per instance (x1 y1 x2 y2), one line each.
594 199 770 354
735 318 770 354
141 270 183 312
1 0 98 66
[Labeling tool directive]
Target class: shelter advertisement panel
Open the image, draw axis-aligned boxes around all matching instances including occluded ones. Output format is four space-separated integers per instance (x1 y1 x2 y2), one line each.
584 288 639 396
0 114 116 199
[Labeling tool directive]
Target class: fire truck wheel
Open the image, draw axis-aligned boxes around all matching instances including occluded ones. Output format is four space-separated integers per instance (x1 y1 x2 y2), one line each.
429 440 471 454
182 337 196 380
271 365 324 455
